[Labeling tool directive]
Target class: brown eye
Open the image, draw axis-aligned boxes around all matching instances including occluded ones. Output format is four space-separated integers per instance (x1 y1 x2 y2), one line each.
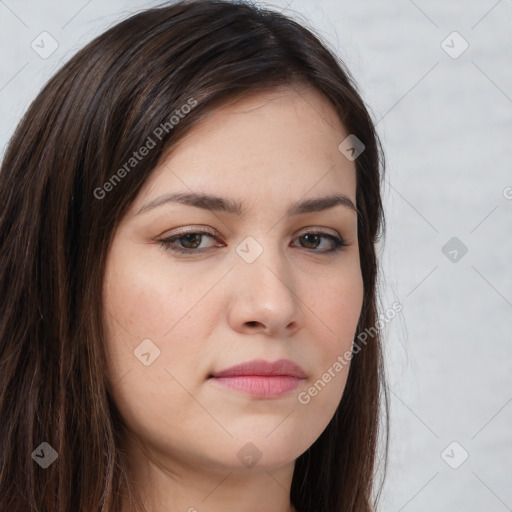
299 234 321 249
158 229 222 254
293 232 348 253
178 233 203 249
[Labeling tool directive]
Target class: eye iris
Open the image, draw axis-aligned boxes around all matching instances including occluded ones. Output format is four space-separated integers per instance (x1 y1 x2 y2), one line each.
181 233 202 249
301 234 320 249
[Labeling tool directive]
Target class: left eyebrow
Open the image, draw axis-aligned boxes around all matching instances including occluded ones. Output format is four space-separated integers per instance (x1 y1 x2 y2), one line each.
136 191 358 217
288 193 358 216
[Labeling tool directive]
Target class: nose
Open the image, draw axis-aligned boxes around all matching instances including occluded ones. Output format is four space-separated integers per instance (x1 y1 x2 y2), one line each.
227 242 302 337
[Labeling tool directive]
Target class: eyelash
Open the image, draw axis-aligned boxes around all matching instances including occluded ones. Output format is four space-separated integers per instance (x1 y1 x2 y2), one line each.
157 228 348 255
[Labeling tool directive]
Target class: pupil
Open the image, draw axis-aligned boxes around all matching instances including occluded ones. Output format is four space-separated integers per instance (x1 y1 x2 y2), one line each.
303 234 319 248
183 234 200 248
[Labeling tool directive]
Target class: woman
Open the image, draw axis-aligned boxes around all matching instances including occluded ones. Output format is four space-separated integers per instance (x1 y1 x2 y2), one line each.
0 1 389 511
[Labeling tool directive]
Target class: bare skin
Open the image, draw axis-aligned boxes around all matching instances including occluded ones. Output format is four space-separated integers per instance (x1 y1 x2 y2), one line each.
103 82 363 512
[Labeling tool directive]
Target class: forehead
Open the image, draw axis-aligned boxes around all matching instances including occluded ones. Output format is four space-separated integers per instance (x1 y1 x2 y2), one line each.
174 83 349 154
131 84 356 212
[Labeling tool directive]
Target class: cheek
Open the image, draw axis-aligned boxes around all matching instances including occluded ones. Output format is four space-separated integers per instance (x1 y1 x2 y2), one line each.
102 249 221 437
102 247 224 382
301 269 363 397
293 272 363 429
104 252 180 336
105 244 194 336
308 269 364 349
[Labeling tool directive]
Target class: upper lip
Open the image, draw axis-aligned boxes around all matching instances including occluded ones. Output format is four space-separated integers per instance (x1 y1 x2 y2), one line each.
211 358 307 379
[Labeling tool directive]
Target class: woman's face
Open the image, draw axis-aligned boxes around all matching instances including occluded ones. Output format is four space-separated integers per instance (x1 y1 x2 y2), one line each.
103 83 363 476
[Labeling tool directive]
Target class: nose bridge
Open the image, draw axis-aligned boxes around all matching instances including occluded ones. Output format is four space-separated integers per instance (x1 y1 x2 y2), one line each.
230 233 300 333
235 233 291 291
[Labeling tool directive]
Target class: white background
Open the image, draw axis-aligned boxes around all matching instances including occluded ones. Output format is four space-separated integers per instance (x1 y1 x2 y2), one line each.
1 1 511 510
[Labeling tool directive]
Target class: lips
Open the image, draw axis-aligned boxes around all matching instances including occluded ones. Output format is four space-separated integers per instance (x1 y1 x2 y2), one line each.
210 358 307 379
209 359 307 398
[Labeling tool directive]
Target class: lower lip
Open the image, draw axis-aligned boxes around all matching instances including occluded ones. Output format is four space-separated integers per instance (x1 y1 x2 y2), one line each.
210 375 304 398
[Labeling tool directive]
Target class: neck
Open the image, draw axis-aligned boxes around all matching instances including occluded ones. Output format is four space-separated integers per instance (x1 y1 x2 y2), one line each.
120 436 299 512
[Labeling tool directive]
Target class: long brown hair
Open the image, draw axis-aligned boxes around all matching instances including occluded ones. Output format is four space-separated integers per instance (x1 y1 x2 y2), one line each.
0 1 388 510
